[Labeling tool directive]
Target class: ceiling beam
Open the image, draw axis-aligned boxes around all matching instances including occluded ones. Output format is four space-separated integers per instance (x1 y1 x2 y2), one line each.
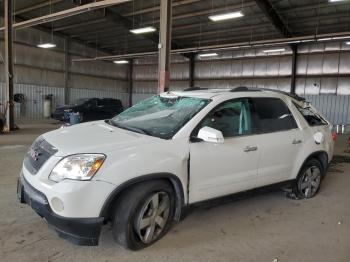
278 1 350 14
127 1 256 27
98 8 189 55
289 12 350 25
173 23 274 40
188 32 280 46
13 14 112 55
124 0 200 17
53 17 108 32
254 0 292 37
14 0 65 15
72 31 350 62
0 0 131 32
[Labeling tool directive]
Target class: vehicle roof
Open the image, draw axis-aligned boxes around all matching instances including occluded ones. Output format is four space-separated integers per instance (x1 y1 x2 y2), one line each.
169 87 304 102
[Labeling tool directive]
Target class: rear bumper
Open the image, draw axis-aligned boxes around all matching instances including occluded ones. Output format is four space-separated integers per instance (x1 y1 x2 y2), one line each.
17 174 104 246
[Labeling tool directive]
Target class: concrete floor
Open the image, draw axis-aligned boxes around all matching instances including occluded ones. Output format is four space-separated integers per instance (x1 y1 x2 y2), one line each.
1 121 350 262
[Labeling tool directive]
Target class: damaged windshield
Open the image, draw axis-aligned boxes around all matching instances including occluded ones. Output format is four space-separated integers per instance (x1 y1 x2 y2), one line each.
110 95 210 139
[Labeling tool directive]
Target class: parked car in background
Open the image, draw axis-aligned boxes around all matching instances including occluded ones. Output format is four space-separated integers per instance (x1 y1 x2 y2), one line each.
18 87 334 250
51 98 123 122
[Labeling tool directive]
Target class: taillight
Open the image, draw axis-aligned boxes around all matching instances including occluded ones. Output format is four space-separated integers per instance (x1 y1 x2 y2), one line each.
332 131 337 141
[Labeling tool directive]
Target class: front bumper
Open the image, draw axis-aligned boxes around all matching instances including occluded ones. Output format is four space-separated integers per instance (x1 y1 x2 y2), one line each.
17 174 104 246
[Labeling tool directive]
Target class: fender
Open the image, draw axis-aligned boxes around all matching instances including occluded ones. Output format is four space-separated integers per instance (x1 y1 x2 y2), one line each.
99 173 185 221
298 150 329 176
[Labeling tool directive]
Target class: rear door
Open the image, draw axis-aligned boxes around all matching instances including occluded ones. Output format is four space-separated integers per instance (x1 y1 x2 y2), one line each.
251 97 303 186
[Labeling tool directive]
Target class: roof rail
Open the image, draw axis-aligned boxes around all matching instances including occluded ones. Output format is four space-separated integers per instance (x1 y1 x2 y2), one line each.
230 86 305 101
230 86 261 92
183 87 208 91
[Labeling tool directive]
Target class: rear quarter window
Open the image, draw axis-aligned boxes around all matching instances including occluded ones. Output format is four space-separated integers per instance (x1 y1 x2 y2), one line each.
293 103 327 126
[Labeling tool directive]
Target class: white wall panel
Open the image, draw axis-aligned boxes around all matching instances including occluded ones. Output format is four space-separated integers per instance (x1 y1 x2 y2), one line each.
322 53 340 74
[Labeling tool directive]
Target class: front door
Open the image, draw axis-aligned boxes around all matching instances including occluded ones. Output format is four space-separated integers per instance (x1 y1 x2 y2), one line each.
189 98 260 203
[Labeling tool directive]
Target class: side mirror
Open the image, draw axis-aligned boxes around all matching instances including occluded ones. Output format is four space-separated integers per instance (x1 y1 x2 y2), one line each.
197 126 224 143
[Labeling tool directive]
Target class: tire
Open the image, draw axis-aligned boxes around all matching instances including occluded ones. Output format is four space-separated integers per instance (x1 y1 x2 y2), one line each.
0 118 4 133
291 158 323 199
112 180 175 250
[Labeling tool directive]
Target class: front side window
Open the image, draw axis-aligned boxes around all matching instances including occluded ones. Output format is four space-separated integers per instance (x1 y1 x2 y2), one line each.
251 97 298 133
294 103 327 126
196 99 252 137
110 95 210 139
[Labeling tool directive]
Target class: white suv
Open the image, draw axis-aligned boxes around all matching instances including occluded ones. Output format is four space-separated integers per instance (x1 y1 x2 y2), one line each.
17 87 334 250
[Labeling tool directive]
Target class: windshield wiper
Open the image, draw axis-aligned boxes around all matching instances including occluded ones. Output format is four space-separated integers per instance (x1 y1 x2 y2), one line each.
107 120 150 136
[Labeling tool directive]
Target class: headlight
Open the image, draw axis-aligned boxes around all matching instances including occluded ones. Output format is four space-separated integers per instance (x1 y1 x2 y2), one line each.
49 154 105 182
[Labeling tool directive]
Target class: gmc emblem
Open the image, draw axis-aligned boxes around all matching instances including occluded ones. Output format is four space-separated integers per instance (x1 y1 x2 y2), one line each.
30 148 41 161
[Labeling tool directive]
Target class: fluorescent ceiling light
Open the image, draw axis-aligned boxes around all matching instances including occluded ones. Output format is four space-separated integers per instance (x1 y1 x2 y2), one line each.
130 26 156 34
113 60 129 64
37 43 56 49
329 0 345 2
346 42 350 45
199 53 218 57
263 48 286 53
209 11 244 22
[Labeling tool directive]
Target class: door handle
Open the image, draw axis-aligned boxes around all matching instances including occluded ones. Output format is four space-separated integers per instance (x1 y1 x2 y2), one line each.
244 146 258 152
292 139 302 145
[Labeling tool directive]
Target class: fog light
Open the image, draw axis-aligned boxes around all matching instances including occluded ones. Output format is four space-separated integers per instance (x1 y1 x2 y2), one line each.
51 197 64 212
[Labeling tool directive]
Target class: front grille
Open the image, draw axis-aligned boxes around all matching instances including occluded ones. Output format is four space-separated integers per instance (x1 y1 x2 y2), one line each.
24 137 58 175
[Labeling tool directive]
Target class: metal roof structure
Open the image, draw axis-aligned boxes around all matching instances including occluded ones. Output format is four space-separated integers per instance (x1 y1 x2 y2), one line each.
1 0 350 55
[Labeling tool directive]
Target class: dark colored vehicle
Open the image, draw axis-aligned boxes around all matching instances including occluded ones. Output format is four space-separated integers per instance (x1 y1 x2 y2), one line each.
52 98 123 122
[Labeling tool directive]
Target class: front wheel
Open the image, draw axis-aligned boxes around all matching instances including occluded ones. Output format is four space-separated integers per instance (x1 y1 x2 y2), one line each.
112 180 175 250
291 158 323 199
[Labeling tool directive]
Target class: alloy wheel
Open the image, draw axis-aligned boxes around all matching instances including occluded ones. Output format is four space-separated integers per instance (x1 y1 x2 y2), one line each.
136 191 170 244
298 166 321 198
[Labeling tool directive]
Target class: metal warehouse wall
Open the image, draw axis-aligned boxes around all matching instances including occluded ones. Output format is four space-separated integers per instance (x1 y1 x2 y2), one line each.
133 42 350 126
0 25 129 120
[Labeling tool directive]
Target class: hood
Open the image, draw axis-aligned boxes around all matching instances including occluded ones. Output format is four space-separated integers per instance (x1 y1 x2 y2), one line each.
42 120 160 156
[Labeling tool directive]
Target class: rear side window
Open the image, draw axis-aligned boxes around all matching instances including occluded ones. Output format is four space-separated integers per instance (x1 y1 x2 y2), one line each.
294 103 327 126
251 97 298 133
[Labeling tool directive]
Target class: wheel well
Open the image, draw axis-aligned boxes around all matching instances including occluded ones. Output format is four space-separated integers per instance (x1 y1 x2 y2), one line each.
305 151 329 175
100 174 185 222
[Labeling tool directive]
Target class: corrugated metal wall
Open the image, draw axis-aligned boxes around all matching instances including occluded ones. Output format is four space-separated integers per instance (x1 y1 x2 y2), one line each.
0 83 64 119
305 95 350 125
132 42 350 125
0 26 130 120
1 25 349 126
0 83 129 120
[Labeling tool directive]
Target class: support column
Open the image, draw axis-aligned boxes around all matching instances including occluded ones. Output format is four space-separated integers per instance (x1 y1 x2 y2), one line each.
158 0 172 93
189 53 195 87
4 0 14 131
64 37 70 104
290 44 298 94
128 59 133 107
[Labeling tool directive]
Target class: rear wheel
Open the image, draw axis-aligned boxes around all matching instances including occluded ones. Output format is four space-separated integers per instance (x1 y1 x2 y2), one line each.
291 158 323 199
112 180 175 250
